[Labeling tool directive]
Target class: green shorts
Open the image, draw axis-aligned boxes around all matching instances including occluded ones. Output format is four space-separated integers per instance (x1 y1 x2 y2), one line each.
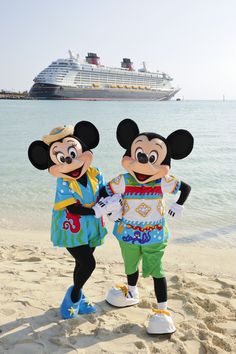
119 240 168 278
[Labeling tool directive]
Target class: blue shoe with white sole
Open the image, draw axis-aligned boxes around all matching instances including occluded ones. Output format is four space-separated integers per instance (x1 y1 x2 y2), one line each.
78 292 97 314
60 286 81 319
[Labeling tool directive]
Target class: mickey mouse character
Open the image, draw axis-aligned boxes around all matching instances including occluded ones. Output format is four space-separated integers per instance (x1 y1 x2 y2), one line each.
102 119 194 334
28 121 118 319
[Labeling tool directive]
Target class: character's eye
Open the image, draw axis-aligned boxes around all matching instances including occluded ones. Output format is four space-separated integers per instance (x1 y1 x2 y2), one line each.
68 146 77 159
149 151 158 164
56 152 65 163
135 147 144 160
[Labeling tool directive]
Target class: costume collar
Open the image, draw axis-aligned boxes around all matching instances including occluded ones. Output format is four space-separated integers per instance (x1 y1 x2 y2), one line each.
63 167 99 198
126 173 161 187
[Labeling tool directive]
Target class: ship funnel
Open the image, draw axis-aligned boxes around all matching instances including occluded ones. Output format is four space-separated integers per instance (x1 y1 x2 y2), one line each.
86 53 100 65
121 58 134 71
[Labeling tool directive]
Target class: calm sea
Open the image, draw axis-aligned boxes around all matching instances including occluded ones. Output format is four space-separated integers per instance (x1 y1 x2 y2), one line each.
0 100 235 246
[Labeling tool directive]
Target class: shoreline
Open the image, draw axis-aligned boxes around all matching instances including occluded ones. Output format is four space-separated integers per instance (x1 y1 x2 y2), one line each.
0 228 236 279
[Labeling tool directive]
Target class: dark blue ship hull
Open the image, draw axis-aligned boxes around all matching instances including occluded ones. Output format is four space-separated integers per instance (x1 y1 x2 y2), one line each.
29 83 178 101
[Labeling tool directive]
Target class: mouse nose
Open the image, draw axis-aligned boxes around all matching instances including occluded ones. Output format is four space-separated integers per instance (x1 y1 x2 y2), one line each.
65 156 72 164
137 153 148 164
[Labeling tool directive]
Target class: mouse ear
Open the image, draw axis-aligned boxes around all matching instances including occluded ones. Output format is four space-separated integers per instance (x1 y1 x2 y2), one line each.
28 141 49 170
74 121 99 149
167 130 194 159
116 119 140 149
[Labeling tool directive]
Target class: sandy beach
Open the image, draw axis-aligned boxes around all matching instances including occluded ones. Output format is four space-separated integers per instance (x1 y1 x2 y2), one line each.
0 226 235 354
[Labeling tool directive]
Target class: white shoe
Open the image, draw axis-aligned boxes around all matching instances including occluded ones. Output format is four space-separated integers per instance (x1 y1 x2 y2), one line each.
147 309 176 335
106 284 139 307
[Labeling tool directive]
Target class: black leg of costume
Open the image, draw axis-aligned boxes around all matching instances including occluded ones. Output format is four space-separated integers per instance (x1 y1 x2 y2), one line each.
127 270 139 286
67 245 96 303
153 277 167 303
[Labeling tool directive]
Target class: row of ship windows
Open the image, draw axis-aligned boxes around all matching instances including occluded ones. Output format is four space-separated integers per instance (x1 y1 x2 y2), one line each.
47 66 164 79
75 72 161 78
75 72 163 78
74 80 164 86
38 75 164 84
44 73 163 81
42 70 69 74
74 77 164 84
49 66 78 70
81 71 162 79
49 77 164 84
51 76 163 84
52 81 161 89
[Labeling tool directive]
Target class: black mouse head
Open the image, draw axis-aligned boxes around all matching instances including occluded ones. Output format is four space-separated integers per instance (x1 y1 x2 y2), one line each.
116 118 194 184
28 121 99 180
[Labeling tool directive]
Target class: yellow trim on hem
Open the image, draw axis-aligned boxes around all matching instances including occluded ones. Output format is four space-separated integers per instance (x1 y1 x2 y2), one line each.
54 197 76 211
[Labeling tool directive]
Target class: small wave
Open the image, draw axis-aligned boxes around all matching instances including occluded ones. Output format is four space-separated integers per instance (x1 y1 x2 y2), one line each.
173 224 236 244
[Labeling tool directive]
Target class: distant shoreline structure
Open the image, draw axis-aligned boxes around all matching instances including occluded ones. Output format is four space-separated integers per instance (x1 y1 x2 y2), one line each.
0 90 29 100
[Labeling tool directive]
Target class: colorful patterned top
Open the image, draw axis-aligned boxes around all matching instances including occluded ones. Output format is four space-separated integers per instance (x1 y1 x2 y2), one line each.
51 167 107 248
105 173 181 245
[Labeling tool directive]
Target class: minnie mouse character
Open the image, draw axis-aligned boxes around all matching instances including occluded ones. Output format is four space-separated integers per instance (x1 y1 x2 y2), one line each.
28 121 118 319
101 119 194 334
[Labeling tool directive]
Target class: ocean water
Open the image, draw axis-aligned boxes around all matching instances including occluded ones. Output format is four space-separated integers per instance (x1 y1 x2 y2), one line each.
0 100 236 246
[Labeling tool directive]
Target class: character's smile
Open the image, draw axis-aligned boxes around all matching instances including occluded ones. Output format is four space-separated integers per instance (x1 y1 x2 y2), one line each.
65 164 84 178
134 171 153 182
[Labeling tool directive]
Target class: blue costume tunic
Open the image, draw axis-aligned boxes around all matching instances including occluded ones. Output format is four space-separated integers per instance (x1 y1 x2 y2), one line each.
51 167 107 248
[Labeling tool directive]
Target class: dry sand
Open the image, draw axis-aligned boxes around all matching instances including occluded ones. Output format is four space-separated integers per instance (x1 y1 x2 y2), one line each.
0 228 235 354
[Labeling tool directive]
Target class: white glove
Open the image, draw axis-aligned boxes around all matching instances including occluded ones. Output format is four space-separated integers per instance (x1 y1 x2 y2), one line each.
105 194 123 214
107 208 123 222
92 198 108 218
168 203 184 218
93 195 123 218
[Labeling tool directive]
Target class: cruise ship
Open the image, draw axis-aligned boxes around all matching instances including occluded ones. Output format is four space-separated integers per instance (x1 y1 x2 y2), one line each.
29 51 180 100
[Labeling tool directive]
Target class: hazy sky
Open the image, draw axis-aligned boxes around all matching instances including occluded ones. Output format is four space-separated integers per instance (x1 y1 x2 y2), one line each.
1 0 235 99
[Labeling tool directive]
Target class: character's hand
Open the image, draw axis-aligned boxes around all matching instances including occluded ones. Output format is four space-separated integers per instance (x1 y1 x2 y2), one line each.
93 195 123 218
105 194 123 214
106 194 123 222
93 198 108 218
168 203 184 218
107 208 123 222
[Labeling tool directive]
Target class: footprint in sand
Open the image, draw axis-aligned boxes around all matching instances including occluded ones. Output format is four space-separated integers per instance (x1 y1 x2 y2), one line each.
212 334 232 352
134 340 148 350
194 298 218 312
137 298 152 309
17 257 42 262
1 308 16 316
217 289 234 298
